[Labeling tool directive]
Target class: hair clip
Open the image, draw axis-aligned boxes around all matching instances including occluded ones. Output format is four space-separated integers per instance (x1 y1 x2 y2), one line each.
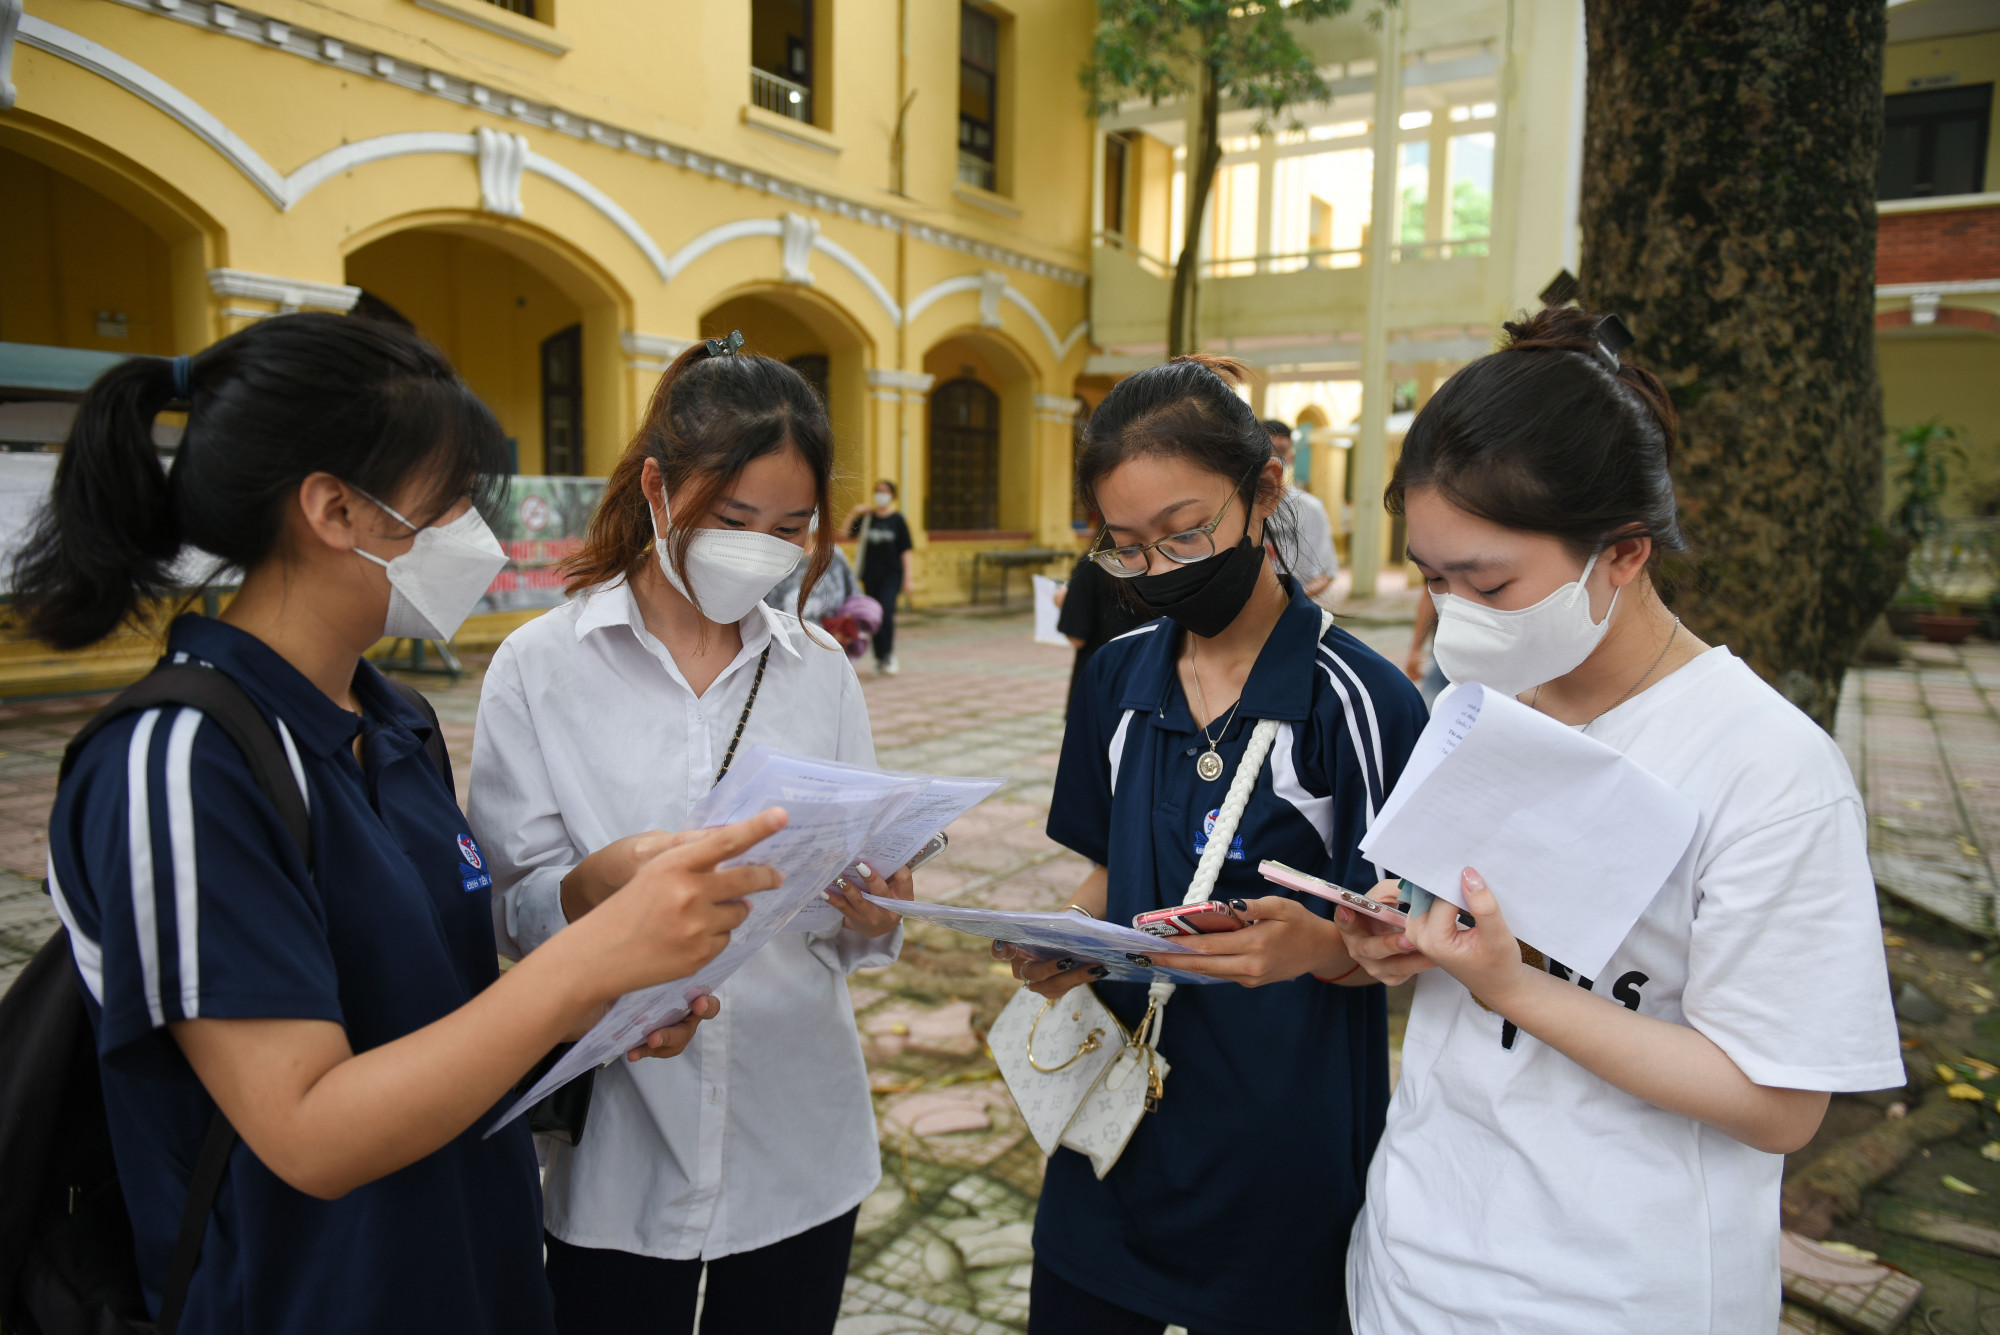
704 329 746 359
1594 314 1634 373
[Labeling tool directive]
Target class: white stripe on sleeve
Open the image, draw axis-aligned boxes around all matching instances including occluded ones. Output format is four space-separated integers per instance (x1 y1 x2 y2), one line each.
1318 645 1388 811
1270 721 1333 855
1107 708 1138 795
125 708 165 1028
46 855 104 1006
276 718 311 815
164 708 204 1020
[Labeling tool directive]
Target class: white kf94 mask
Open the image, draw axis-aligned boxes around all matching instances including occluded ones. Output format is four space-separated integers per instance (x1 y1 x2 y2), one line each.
355 495 508 642
1431 551 1619 697
653 502 804 624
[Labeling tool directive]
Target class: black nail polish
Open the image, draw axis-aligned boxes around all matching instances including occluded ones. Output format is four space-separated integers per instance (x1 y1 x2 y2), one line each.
1229 898 1248 912
1089 965 1109 978
1125 953 1153 967
1055 958 1076 973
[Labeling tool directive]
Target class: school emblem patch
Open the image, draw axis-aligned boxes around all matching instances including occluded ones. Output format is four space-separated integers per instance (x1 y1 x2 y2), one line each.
456 834 492 892
1193 808 1246 861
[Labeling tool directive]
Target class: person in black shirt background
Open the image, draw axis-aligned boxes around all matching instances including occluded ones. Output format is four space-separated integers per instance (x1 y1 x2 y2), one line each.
845 479 914 675
1055 552 1149 708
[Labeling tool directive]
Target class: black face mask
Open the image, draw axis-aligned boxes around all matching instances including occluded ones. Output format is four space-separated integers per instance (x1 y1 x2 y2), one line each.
1128 533 1267 639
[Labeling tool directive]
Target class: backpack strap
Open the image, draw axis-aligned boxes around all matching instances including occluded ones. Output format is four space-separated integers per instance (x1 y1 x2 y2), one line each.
62 663 310 865
379 675 452 791
153 1109 234 1335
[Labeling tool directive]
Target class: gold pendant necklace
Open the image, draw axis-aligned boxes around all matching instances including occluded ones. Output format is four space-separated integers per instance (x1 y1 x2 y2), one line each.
1187 640 1243 782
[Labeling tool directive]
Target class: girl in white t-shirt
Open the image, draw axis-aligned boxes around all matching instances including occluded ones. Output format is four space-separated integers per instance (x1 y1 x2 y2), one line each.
1340 306 1904 1334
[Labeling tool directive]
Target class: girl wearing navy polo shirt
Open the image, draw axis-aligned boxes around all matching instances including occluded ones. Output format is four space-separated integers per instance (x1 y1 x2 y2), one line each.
472 339 912 1335
997 356 1426 1335
1339 308 1903 1332
21 314 780 1335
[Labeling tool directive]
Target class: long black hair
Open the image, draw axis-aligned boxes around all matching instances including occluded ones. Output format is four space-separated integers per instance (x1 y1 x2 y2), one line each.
1075 354 1295 563
1388 306 1684 561
11 312 508 650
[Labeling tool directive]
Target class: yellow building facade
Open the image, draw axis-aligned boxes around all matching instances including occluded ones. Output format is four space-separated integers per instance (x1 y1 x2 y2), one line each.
0 0 1095 609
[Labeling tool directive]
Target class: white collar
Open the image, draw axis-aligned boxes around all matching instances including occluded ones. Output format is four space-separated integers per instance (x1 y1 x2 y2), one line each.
573 578 803 661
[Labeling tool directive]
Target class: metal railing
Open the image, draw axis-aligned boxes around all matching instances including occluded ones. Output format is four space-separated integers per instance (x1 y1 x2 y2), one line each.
750 67 811 123
1095 233 1493 279
958 151 996 192
481 0 534 15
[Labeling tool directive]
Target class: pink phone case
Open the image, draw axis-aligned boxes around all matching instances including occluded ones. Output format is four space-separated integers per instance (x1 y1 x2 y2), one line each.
1257 860 1408 927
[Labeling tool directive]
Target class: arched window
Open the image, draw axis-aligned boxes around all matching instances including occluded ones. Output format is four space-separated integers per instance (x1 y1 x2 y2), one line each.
926 378 1000 531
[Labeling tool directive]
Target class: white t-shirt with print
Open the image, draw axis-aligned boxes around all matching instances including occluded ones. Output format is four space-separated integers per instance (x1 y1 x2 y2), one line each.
1347 648 1904 1335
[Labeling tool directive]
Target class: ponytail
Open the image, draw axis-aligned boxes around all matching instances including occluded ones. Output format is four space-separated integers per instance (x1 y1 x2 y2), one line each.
1386 305 1686 561
11 312 508 650
12 357 185 648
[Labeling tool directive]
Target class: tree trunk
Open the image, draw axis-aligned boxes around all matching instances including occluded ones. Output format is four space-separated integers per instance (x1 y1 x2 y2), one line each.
1578 0 1900 729
1168 58 1223 359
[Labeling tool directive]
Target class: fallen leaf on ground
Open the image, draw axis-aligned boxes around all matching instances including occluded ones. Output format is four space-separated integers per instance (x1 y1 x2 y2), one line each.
1888 1102 1909 1119
1974 984 1997 1002
1884 934 1908 947
1947 1083 1986 1100
1944 1175 1982 1195
1964 1057 2000 1078
1938 1063 1961 1084
1982 1141 2000 1162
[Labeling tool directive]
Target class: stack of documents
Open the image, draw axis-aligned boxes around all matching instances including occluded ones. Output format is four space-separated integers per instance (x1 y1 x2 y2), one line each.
1357 683 1700 979
488 747 1003 1133
862 896 1220 985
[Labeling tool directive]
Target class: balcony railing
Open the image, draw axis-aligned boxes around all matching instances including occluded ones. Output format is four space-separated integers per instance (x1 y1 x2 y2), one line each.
958 151 997 192
1094 232 1492 280
751 67 812 123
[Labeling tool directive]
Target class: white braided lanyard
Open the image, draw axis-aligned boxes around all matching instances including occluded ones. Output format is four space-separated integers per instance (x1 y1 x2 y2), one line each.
1136 609 1336 1057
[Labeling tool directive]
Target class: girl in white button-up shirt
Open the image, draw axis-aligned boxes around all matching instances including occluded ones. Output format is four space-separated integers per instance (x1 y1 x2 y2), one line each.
470 342 910 1335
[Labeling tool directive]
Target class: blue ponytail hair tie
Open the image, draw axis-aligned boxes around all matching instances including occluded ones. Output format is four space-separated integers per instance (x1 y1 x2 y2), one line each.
170 355 191 400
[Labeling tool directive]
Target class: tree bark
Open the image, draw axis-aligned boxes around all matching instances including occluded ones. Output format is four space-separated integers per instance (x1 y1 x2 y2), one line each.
1169 58 1223 359
1578 0 1899 729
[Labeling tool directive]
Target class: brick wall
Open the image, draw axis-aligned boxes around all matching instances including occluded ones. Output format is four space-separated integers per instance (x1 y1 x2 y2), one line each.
1878 204 2000 284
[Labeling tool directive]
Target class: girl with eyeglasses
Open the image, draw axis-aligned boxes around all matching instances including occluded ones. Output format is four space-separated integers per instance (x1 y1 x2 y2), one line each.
995 355 1426 1335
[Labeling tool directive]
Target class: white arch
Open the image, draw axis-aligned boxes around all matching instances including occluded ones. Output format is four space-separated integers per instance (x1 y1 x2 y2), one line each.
19 17 671 281
907 273 1089 361
660 218 902 324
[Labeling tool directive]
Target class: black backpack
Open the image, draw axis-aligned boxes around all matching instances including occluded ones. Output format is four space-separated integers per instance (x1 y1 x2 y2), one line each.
0 661 448 1335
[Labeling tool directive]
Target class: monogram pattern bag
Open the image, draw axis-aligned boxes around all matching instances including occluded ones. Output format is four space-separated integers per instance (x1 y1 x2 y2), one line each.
992 612 1331 1178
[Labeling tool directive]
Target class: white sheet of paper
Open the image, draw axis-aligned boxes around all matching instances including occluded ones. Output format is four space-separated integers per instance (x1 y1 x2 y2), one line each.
1032 575 1067 646
487 751 1002 1134
1356 682 1699 980
865 895 1223 986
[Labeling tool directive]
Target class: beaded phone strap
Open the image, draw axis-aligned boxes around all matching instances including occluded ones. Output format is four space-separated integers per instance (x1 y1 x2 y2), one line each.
712 644 772 786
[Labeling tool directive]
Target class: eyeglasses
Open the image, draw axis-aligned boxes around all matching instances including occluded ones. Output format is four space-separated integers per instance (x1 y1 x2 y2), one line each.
1087 469 1255 578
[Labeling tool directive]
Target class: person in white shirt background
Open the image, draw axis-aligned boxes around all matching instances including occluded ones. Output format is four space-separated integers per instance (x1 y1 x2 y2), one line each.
1337 306 1904 1334
1262 420 1338 599
469 334 915 1335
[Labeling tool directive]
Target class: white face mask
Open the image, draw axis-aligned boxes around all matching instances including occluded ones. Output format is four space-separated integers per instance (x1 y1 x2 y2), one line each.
873 491 894 509
1431 551 1619 697
355 495 508 642
653 499 804 624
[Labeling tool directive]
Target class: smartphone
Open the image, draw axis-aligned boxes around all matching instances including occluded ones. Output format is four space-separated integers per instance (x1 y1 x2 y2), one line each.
1257 860 1409 928
905 832 949 873
1132 902 1246 937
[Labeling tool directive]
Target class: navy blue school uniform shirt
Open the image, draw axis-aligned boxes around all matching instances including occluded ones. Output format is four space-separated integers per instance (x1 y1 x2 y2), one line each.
1039 579 1426 1335
44 616 553 1335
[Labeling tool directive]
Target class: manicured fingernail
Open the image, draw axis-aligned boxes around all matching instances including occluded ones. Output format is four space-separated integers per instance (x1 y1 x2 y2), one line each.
1463 867 1484 890
1398 937 1413 951
1230 898 1248 912
991 941 1005 957
1055 958 1076 973
1125 953 1152 967
1089 965 1109 978
856 862 874 880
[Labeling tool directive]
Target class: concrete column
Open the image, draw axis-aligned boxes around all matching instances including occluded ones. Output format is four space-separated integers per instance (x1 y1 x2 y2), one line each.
1351 13 1403 597
866 367 933 516
1033 393 1083 545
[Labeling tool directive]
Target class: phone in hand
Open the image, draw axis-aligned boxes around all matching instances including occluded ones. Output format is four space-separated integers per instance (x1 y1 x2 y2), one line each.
1257 860 1409 929
1132 901 1246 937
905 832 949 873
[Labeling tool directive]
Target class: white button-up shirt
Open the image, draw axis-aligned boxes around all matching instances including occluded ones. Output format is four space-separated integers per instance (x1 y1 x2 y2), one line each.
469 580 898 1260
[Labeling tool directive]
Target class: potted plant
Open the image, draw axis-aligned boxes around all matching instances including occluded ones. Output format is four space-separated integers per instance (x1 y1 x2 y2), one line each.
1888 418 1976 640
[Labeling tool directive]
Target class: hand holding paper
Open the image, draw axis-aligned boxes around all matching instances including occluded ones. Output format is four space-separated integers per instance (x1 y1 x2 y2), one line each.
1356 683 1699 980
